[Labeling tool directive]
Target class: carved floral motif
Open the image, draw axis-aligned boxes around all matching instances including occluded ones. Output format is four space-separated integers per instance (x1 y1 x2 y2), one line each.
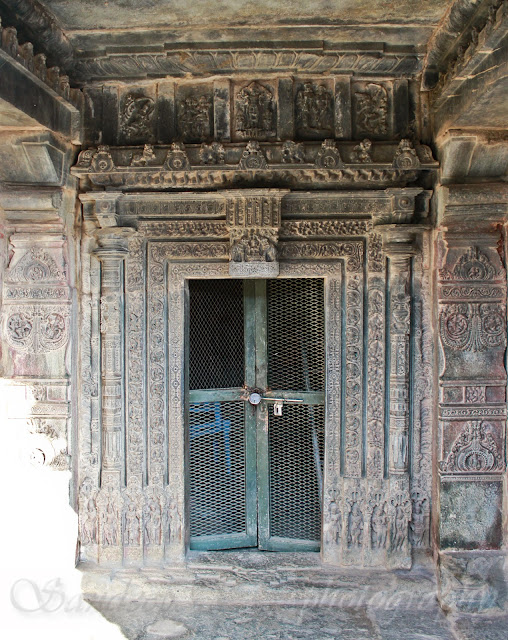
440 247 498 282
238 141 268 169
441 421 504 473
8 248 65 283
392 139 420 169
439 303 506 352
5 306 70 353
163 143 190 171
315 139 343 169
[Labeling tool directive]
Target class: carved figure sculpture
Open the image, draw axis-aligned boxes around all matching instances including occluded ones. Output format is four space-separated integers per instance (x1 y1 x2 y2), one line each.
354 83 388 135
102 501 117 546
144 498 162 545
169 500 181 543
179 95 212 140
351 139 373 163
199 142 225 165
410 496 427 547
131 144 156 167
81 498 98 545
392 504 407 551
347 501 364 547
281 141 305 164
121 93 155 140
124 501 140 546
370 502 388 549
230 228 277 263
325 498 342 546
296 82 333 134
235 82 275 139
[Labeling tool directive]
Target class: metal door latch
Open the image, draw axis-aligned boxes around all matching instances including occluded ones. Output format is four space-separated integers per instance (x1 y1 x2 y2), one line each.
273 401 283 416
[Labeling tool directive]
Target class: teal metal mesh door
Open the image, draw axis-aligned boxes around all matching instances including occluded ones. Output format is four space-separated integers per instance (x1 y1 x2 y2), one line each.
187 278 325 551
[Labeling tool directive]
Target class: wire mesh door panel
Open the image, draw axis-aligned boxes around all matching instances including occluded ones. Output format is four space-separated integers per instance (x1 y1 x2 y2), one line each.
258 278 326 551
187 278 325 552
187 279 256 550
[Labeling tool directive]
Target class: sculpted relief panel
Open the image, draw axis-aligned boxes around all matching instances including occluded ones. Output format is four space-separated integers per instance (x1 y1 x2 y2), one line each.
83 76 408 147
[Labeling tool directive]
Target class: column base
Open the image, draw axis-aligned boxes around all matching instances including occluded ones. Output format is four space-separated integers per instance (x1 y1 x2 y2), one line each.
437 550 508 613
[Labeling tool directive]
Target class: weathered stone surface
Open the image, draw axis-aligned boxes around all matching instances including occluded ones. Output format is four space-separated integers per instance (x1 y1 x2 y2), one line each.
440 481 503 550
453 613 508 639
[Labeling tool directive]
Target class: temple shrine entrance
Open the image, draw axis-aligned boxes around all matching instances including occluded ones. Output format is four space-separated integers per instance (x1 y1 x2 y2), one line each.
187 278 325 551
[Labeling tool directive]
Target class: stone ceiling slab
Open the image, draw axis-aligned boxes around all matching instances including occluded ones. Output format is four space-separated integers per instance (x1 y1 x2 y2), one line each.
36 0 449 32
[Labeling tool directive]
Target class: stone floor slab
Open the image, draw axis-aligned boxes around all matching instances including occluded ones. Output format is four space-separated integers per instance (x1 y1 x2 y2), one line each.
452 614 508 640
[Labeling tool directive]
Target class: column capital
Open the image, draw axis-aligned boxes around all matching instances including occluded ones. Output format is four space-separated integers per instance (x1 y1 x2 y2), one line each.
80 191 123 228
93 227 135 260
377 224 420 259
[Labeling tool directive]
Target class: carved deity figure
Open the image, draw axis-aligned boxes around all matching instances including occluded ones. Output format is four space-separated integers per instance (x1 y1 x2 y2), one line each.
124 501 140 546
392 505 407 551
121 94 154 138
296 82 333 134
410 498 426 547
230 229 277 263
169 501 181 543
370 503 388 549
354 83 388 136
179 95 212 140
144 498 162 546
102 501 118 546
236 82 275 139
347 502 364 547
81 498 97 545
325 500 342 546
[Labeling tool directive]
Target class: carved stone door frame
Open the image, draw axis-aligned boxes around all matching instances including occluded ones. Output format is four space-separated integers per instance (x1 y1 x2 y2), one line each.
148 256 348 561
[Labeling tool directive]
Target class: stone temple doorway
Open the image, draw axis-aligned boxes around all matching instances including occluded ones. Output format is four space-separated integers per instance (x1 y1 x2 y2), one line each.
187 278 325 552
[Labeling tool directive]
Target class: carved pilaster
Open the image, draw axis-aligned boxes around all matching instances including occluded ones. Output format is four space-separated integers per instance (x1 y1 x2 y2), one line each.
435 183 508 611
380 227 416 475
93 228 134 488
